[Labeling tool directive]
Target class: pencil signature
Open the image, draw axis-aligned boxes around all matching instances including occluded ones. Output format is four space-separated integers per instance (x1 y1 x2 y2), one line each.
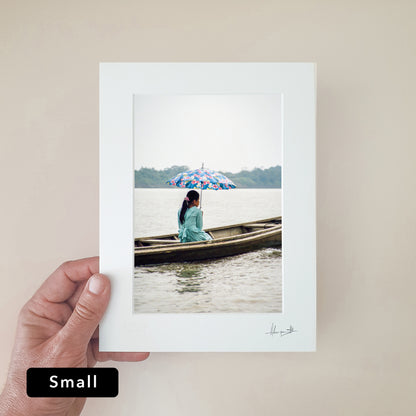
266 323 297 337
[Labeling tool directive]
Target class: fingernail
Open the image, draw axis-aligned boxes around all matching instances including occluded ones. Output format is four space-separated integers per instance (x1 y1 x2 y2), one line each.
88 275 105 295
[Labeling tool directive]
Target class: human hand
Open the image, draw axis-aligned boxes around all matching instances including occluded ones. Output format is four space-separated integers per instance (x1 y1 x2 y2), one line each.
0 257 149 416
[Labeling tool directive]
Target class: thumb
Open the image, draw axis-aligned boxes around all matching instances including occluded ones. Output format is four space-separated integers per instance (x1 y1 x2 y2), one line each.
60 274 111 347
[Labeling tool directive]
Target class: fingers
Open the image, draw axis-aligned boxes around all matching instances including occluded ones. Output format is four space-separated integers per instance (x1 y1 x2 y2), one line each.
35 257 99 304
66 281 88 311
59 274 110 348
96 351 150 362
91 339 150 362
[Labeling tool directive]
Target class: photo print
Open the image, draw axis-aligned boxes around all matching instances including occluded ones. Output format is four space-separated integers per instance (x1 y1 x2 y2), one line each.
133 94 282 313
99 62 316 351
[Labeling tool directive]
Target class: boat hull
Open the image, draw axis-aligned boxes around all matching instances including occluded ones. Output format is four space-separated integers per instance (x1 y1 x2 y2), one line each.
134 218 281 266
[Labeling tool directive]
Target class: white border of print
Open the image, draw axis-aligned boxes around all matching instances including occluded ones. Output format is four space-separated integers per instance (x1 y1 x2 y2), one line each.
99 63 316 352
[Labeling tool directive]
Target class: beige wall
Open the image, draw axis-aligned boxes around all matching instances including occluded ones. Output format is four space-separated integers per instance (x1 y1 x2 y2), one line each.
1 1 415 414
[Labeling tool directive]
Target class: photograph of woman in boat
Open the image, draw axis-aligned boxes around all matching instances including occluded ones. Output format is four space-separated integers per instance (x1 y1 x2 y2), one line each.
133 94 282 314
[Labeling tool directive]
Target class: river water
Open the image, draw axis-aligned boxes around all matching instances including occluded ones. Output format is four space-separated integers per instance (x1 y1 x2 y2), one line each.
133 188 282 313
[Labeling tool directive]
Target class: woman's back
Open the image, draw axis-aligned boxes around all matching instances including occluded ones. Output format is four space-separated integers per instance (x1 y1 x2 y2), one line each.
177 207 211 243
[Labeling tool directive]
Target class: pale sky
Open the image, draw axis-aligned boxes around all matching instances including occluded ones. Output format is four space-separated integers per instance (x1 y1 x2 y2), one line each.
134 94 282 173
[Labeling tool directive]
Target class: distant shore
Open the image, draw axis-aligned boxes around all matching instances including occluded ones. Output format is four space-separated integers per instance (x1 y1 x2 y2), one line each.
135 165 282 189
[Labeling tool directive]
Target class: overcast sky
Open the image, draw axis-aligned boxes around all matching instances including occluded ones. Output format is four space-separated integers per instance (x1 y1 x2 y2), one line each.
134 94 281 173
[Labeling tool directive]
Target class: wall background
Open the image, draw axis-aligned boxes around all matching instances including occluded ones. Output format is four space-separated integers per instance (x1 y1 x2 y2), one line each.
1 1 415 414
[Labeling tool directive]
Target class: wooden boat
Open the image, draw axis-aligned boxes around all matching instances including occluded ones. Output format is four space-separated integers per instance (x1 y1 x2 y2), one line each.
134 217 282 266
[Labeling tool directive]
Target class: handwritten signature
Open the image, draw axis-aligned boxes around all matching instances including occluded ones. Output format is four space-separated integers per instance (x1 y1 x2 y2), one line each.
266 323 297 337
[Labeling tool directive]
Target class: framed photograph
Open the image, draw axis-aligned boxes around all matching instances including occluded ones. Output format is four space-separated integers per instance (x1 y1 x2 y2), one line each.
99 63 316 352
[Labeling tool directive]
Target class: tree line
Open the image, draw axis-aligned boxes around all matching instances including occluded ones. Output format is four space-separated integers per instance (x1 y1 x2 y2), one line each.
135 165 281 188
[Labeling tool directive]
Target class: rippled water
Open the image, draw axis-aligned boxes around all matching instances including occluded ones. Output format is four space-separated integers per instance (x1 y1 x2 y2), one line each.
134 188 282 313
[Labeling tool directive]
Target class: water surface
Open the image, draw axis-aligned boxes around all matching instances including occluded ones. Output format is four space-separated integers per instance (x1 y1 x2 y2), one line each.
134 188 282 313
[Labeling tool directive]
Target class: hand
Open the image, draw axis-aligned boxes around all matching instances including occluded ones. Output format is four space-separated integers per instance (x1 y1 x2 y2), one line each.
0 257 149 416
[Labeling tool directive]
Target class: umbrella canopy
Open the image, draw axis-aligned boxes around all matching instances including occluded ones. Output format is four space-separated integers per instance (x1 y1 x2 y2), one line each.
166 166 236 208
167 167 236 190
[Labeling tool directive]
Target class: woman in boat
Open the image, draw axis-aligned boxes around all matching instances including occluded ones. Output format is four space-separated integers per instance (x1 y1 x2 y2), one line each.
178 190 212 243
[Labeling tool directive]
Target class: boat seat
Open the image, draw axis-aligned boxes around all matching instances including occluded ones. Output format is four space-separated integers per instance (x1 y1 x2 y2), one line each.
244 223 277 229
139 239 179 245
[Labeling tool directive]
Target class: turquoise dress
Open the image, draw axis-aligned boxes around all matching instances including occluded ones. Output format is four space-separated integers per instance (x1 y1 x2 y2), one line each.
178 207 213 243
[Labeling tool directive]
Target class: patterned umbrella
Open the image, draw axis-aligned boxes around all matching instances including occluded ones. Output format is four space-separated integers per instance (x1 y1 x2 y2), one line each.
166 165 236 208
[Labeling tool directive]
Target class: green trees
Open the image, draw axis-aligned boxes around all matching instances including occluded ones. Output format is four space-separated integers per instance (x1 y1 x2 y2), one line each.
135 165 281 188
134 165 189 188
222 166 281 188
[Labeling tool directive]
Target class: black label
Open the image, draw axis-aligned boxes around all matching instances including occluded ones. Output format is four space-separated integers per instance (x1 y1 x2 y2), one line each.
27 368 118 397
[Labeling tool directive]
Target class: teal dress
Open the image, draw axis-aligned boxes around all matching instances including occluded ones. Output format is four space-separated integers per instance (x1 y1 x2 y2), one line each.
178 207 213 243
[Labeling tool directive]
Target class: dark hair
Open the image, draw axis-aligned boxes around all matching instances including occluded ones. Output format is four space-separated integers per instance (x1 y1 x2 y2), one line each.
179 190 199 224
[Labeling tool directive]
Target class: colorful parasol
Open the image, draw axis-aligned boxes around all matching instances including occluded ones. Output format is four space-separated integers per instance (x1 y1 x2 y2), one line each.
166 164 236 208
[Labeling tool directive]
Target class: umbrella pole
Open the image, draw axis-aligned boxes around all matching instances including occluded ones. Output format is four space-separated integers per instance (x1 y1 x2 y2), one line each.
200 163 205 210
